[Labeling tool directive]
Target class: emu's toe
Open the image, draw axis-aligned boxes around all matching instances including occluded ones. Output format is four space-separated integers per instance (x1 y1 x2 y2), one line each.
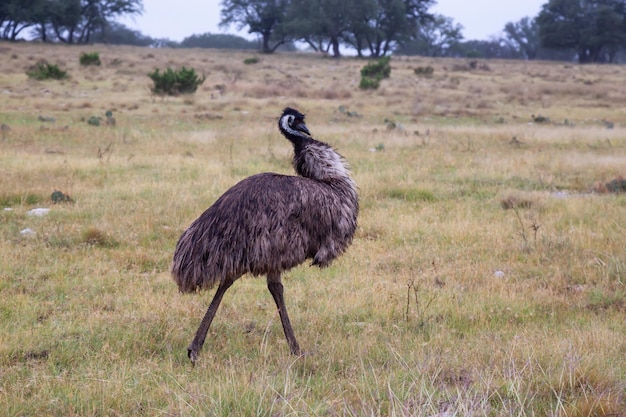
188 348 198 366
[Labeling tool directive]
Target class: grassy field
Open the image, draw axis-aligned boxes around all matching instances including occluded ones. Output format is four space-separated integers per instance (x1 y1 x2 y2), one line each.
1 42 625 416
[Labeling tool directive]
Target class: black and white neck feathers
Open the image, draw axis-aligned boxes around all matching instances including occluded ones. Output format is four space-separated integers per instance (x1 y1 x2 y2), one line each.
278 107 354 186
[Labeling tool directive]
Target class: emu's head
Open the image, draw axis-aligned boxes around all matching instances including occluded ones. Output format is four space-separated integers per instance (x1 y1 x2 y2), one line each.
279 107 311 140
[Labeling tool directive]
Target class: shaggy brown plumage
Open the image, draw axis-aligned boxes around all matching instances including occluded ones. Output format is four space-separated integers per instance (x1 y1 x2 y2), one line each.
172 107 358 363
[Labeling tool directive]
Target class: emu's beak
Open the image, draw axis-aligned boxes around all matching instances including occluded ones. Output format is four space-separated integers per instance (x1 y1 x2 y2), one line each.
295 119 311 136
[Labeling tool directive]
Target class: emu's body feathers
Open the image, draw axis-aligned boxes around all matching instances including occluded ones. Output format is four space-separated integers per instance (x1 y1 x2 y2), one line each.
172 172 357 292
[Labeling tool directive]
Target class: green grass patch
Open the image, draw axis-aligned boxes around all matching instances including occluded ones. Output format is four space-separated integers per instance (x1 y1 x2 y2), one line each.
0 192 43 207
381 187 437 202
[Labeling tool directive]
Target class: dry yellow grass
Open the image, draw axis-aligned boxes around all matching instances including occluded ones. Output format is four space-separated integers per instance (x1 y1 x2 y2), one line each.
0 42 625 416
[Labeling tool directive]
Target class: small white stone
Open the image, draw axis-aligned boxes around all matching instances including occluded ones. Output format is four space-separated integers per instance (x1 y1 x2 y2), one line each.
27 208 50 217
494 270 506 278
20 228 36 236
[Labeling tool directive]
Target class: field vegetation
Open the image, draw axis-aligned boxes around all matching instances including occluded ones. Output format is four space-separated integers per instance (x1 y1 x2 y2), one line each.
0 42 625 416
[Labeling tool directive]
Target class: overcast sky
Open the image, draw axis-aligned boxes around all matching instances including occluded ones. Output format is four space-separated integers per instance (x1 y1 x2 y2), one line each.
119 0 546 42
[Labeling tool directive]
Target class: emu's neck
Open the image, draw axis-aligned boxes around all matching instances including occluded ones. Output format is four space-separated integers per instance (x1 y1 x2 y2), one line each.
292 139 355 189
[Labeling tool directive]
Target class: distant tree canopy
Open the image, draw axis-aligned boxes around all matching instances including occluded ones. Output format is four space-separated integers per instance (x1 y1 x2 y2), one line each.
0 0 45 40
179 33 260 49
219 0 435 57
219 0 292 53
537 0 626 63
395 14 464 56
89 21 155 46
0 0 143 43
284 0 358 57
503 16 541 60
3 0 626 62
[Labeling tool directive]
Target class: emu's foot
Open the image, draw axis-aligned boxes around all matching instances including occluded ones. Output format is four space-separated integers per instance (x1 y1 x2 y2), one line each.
187 348 198 366
294 349 314 358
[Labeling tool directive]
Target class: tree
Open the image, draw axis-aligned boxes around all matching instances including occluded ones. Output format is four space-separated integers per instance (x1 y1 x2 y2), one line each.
48 0 85 43
20 0 143 44
0 0 47 40
594 2 626 61
220 0 292 53
395 14 463 56
179 32 259 49
446 39 520 59
286 0 357 57
340 0 378 57
503 16 541 60
537 0 626 63
89 21 155 46
345 0 435 57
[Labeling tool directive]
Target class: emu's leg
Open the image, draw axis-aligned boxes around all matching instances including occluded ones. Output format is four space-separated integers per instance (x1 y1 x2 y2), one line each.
267 272 301 355
187 277 234 365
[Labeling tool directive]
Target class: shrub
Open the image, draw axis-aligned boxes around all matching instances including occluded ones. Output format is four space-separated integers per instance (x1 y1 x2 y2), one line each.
359 56 391 90
359 76 381 90
26 61 68 80
87 116 101 126
361 56 391 79
148 67 206 96
79 52 101 66
605 177 626 193
414 66 434 77
51 190 73 203
243 56 260 65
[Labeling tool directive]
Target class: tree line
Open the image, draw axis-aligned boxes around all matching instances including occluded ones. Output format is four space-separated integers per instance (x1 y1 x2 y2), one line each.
217 0 626 62
0 0 142 43
219 0 435 57
2 0 626 63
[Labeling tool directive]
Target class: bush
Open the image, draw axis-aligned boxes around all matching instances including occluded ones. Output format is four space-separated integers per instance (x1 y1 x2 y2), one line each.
148 66 206 96
26 61 68 80
605 177 626 193
414 66 434 77
361 56 391 79
79 52 101 66
243 56 260 65
359 56 391 90
359 77 381 90
51 190 73 204
87 116 101 126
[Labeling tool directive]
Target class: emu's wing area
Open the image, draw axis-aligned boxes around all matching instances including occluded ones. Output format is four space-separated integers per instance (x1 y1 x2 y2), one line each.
171 173 343 292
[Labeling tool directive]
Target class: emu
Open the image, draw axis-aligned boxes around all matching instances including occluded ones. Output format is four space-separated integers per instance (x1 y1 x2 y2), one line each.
172 107 358 363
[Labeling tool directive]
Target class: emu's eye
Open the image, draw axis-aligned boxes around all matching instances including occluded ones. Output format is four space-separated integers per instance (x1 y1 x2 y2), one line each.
287 115 295 125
